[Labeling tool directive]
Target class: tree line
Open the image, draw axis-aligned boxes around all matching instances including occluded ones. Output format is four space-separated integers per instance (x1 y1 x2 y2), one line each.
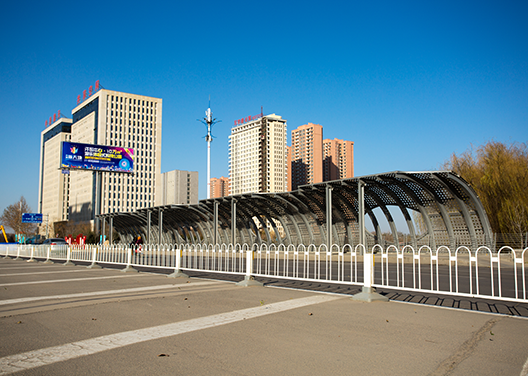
442 141 528 236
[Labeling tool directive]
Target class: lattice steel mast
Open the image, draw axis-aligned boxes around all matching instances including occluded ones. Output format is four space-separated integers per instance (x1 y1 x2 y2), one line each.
199 98 220 199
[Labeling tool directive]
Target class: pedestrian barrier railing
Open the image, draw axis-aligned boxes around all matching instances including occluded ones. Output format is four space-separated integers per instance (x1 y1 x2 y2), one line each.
0 243 526 303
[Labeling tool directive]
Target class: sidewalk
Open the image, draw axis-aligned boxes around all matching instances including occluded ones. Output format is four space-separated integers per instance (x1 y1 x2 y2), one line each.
0 258 527 375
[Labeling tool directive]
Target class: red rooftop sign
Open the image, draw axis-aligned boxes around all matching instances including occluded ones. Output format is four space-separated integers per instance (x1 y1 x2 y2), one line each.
77 80 101 105
234 112 263 126
44 110 62 128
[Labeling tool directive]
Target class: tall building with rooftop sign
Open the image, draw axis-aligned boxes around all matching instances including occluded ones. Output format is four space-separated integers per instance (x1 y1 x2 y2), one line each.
229 113 287 195
39 117 73 227
39 84 163 233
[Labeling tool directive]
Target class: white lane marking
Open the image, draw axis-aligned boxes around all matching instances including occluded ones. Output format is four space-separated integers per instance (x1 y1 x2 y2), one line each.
0 281 218 306
521 355 528 376
0 265 71 270
0 294 341 375
0 270 87 277
0 274 143 287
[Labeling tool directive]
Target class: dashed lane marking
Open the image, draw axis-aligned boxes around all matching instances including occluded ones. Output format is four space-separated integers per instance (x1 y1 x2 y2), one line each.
0 294 341 375
0 274 145 287
0 281 219 306
0 269 88 277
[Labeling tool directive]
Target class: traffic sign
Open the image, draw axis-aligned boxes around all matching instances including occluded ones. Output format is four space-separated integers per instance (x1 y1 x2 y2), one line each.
22 213 43 223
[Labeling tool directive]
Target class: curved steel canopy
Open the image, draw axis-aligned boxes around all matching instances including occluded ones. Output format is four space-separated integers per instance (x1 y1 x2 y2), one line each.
100 171 493 250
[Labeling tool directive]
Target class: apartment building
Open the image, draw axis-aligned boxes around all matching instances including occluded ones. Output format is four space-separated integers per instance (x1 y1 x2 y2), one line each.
323 138 354 181
290 123 323 190
210 176 230 198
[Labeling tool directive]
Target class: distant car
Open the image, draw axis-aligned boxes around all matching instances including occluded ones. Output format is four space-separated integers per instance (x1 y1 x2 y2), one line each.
25 236 44 244
42 238 68 245
42 238 68 253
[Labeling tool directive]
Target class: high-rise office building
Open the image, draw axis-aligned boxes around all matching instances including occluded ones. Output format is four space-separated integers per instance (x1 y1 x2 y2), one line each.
38 117 73 228
158 169 198 205
290 123 323 190
66 88 162 227
323 138 354 181
210 176 230 198
229 114 287 195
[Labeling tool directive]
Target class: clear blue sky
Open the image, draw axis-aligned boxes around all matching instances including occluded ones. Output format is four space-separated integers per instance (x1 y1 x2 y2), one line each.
1 0 527 215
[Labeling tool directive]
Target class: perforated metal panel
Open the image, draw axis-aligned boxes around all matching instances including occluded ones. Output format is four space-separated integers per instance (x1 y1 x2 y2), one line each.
101 171 493 250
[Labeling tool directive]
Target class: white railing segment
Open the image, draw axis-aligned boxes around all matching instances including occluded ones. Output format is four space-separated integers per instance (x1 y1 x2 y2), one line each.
1 243 527 303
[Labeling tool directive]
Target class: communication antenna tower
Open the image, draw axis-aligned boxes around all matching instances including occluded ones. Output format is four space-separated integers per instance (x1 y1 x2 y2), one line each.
198 97 221 199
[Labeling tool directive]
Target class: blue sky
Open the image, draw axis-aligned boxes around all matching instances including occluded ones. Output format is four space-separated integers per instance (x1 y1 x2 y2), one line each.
1 0 527 216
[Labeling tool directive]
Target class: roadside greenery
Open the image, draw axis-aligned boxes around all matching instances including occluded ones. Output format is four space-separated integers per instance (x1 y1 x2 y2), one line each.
443 141 528 236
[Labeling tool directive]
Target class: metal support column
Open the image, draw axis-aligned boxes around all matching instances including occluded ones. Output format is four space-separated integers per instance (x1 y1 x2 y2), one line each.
352 179 388 302
147 211 151 245
358 180 365 248
231 199 237 246
326 184 333 249
95 171 102 235
109 216 113 244
158 209 163 245
102 218 105 244
214 201 219 245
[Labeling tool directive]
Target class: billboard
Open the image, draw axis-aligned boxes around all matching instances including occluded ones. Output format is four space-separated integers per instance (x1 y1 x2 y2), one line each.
61 142 134 173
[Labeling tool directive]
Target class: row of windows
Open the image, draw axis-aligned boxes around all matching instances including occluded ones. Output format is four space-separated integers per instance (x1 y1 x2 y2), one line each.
106 189 152 199
106 180 153 192
110 118 156 126
109 96 157 108
104 199 153 211
109 105 156 116
109 111 156 122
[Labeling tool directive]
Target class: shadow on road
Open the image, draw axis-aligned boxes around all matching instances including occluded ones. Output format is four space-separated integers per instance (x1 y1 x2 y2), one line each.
37 259 528 318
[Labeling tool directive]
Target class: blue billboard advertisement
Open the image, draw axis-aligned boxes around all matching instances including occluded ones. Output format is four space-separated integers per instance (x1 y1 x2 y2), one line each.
61 142 134 173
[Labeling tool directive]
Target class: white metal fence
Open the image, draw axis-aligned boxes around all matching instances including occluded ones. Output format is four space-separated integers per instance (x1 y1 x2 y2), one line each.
1 243 526 303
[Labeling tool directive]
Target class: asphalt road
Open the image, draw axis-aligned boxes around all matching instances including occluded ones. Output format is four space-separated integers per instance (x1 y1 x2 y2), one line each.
1 258 528 375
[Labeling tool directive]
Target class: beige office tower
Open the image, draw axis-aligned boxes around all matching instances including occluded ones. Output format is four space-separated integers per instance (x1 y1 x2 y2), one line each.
229 114 287 195
158 169 199 205
68 89 162 228
290 123 323 190
323 138 354 181
38 117 73 234
210 176 230 198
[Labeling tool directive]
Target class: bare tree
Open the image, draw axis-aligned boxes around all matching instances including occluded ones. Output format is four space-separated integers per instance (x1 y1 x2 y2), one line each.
0 196 37 235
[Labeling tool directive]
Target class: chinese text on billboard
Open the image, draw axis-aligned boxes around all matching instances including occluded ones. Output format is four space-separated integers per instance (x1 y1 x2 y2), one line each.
61 142 134 173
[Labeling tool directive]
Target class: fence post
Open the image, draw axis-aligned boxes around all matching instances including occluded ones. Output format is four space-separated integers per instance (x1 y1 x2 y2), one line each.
352 247 388 302
64 246 74 265
14 245 21 261
87 245 102 269
27 246 36 263
122 247 138 273
236 249 263 287
167 246 189 278
43 246 54 264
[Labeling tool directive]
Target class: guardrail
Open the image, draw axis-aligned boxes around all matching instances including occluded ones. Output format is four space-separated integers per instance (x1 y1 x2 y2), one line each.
1 243 526 303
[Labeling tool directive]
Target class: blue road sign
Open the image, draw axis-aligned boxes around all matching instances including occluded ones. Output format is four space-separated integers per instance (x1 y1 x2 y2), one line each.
22 213 43 223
